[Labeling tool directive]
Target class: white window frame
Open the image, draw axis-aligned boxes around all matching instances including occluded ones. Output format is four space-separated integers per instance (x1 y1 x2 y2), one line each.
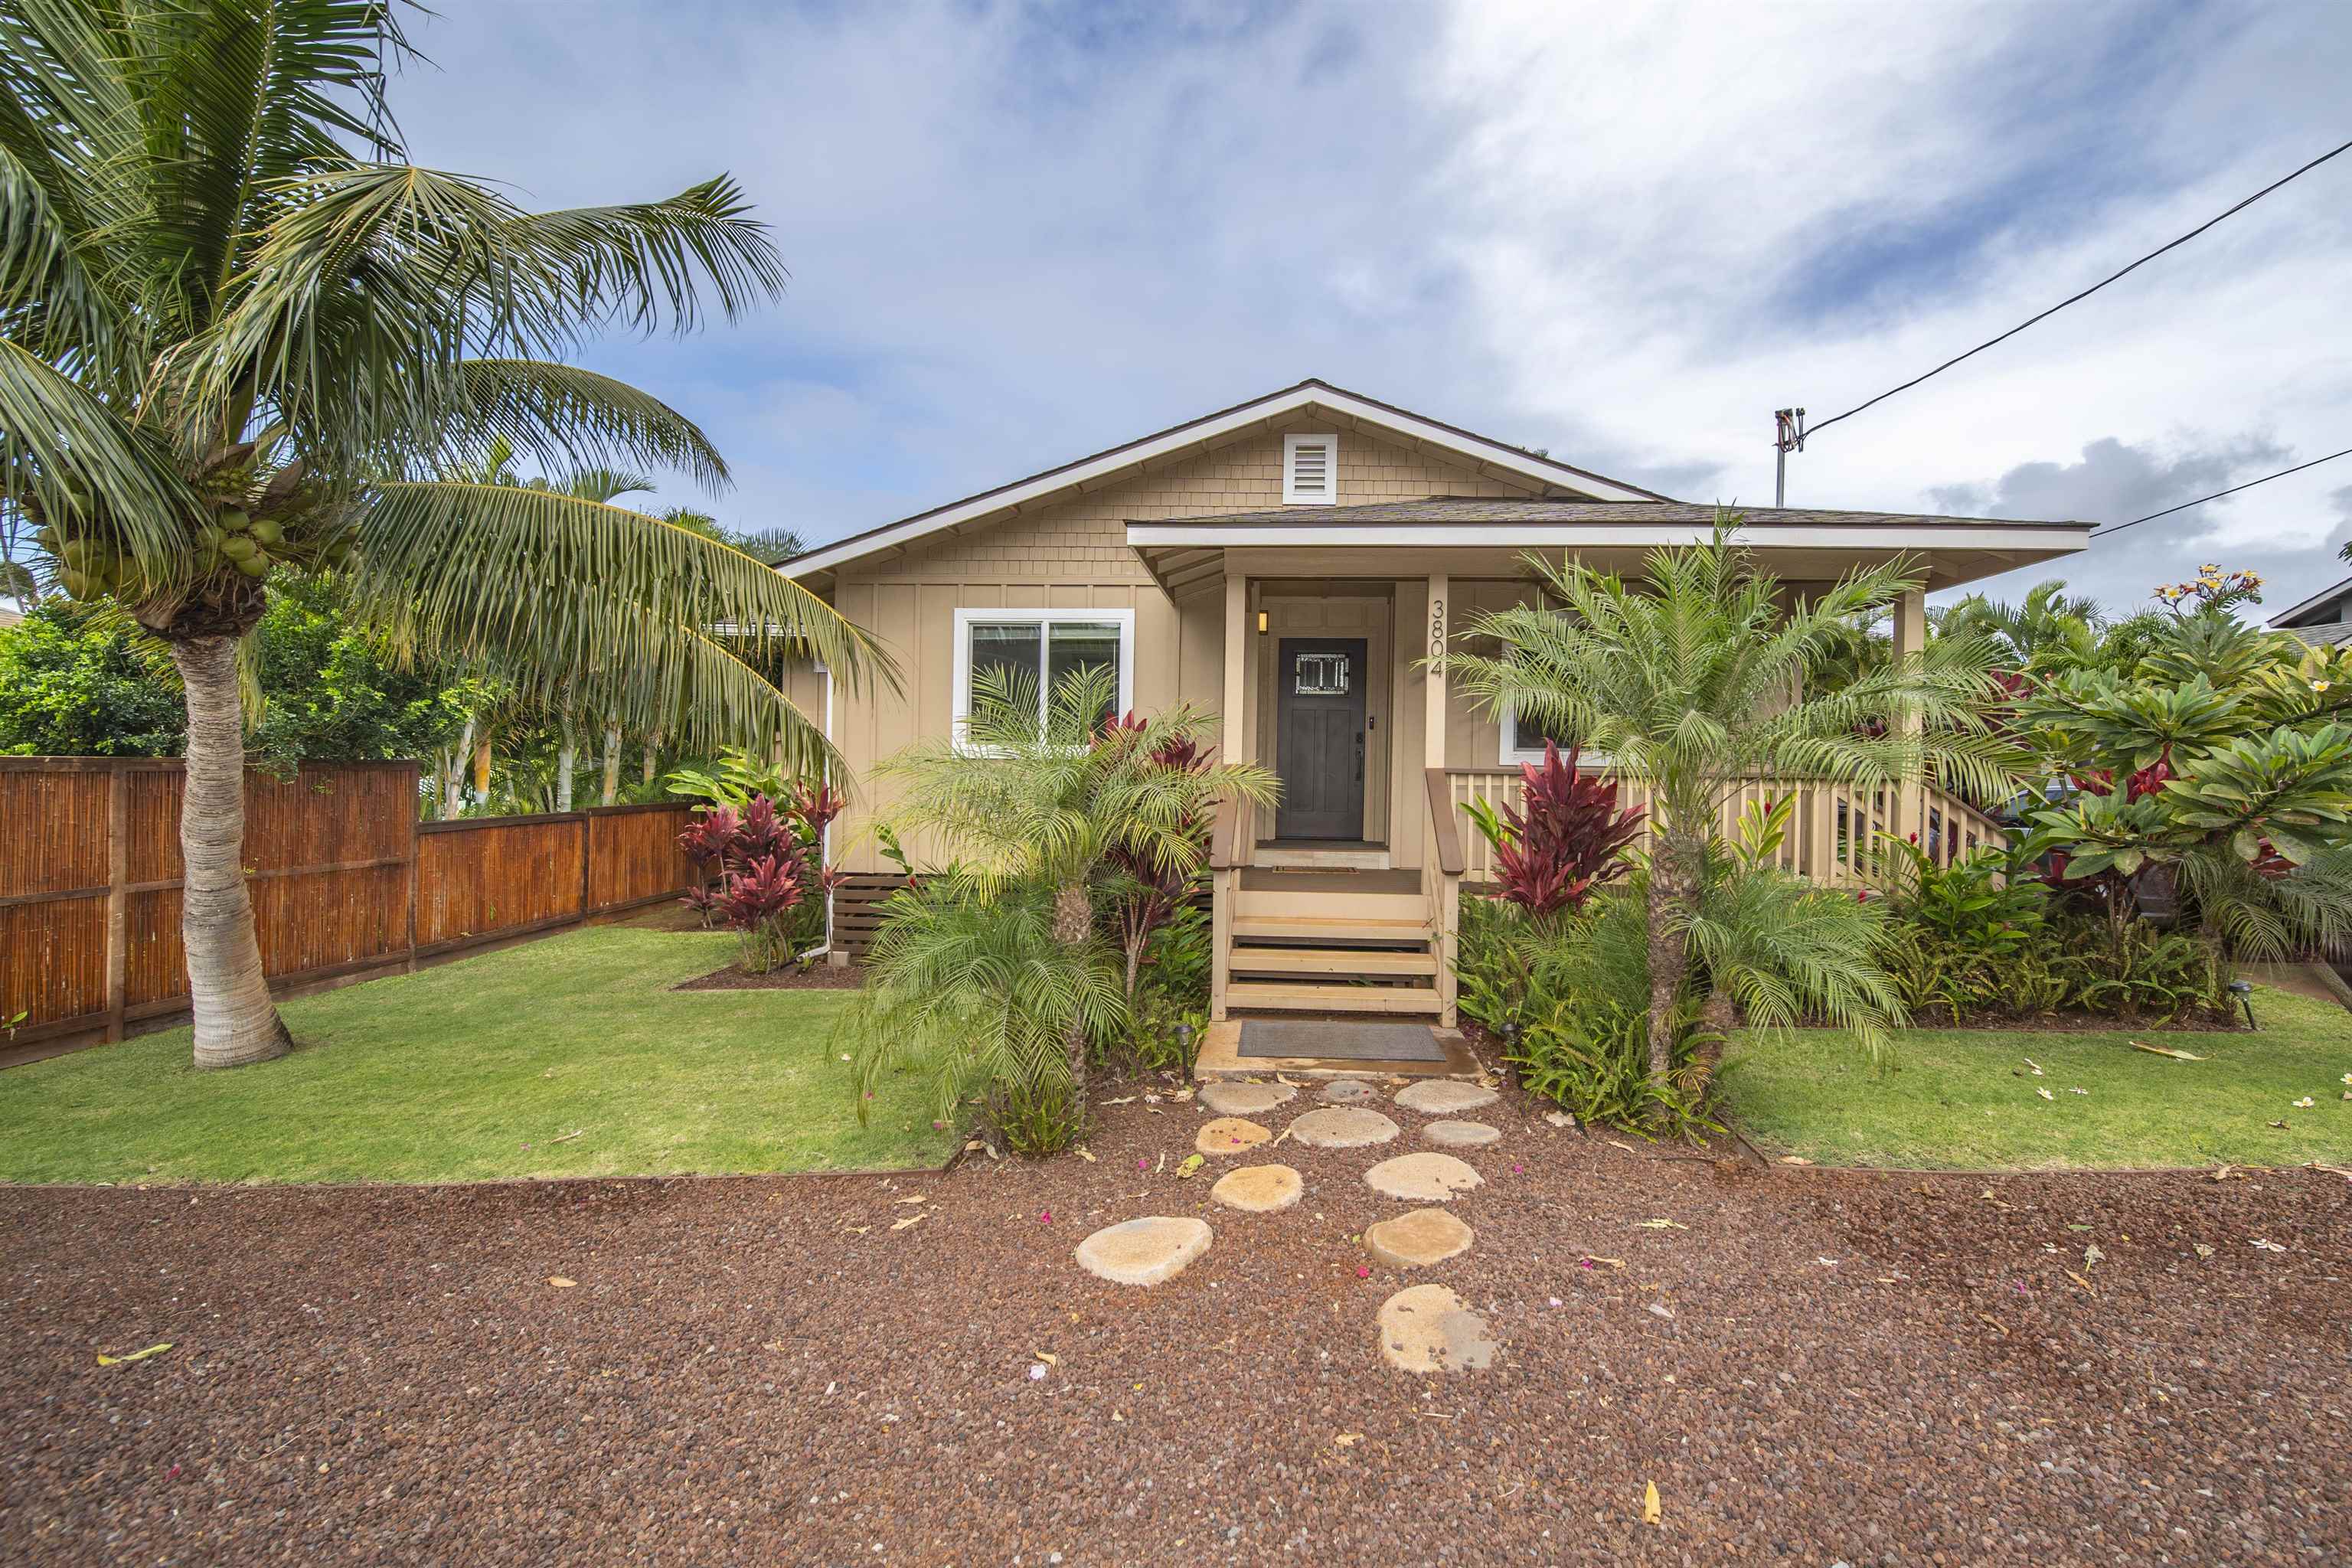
951 607 1136 753
1282 432 1338 505
1499 705 1611 768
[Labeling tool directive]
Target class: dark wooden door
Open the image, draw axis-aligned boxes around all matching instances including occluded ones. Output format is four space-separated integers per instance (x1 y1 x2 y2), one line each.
1274 637 1367 841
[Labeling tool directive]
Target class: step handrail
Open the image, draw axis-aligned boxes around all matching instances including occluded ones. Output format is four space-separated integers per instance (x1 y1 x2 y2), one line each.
1423 768 1465 876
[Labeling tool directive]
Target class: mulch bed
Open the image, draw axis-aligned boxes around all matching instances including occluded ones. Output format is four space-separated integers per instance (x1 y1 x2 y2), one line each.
674 961 863 991
4 1079 2346 1566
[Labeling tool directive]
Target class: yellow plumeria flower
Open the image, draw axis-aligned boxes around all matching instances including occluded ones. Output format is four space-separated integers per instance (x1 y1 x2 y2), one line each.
2292 1096 2315 1109
2315 680 2333 692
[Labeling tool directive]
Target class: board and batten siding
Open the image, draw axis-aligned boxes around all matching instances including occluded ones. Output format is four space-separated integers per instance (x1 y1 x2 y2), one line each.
822 416 1544 872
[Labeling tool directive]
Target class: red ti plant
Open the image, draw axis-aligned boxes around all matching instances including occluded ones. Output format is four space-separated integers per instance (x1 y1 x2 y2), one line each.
1101 719 1214 998
1481 742 1645 921
675 791 834 965
719 851 807 973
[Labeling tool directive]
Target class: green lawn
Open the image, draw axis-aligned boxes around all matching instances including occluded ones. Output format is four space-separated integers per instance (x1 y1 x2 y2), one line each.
0 927 955 1184
1723 985 2352 1171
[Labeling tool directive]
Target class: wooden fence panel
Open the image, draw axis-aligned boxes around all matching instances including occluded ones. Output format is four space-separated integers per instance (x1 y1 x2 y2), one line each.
2 758 702 1054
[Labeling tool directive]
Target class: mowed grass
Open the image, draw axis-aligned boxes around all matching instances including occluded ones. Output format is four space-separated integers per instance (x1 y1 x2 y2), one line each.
0 927 956 1184
1723 985 2352 1171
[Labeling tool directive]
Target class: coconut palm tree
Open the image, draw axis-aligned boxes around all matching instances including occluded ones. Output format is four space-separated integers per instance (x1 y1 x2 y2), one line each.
1936 579 2102 671
1446 517 2020 1096
1 2 879 1068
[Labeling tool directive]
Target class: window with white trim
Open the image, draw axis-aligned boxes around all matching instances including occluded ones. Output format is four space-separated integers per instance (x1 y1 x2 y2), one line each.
1282 433 1338 505
1500 703 1585 766
952 608 1135 748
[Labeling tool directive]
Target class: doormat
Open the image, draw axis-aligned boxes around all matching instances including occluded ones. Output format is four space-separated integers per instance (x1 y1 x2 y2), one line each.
1239 1019 1446 1063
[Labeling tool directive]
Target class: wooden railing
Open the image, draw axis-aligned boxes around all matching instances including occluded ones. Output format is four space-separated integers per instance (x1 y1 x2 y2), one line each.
1422 769 1462 1025
1442 767 2007 889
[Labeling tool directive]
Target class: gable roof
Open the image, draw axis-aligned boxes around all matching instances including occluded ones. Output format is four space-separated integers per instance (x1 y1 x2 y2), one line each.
780 378 1672 580
2269 572 2352 628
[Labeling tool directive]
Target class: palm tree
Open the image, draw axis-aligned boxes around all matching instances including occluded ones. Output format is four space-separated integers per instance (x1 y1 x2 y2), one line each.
864 665 1276 1102
1936 579 2102 671
1446 517 2019 1095
1 3 879 1068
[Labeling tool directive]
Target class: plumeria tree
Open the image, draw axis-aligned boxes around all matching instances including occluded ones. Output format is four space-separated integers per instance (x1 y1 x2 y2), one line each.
1 2 880 1067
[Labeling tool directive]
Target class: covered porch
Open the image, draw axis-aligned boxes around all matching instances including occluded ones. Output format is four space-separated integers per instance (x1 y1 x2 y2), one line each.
1132 501 2091 1032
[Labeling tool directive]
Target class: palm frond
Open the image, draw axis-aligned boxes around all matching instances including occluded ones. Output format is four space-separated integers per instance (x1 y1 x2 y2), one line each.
455 358 730 492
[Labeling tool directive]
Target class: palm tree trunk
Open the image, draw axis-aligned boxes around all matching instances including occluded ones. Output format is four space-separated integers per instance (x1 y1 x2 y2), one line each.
1053 879 1093 1096
472 730 494 797
170 637 291 1070
642 729 662 786
444 718 475 819
1643 835 1695 1102
600 723 622 806
556 716 577 812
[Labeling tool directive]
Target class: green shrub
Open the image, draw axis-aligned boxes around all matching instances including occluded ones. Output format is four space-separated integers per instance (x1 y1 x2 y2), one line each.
1456 895 1716 1134
1106 901 1210 1073
990 1072 1089 1158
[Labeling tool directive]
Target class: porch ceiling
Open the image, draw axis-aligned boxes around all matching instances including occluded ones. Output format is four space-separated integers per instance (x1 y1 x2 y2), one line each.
1126 497 2092 593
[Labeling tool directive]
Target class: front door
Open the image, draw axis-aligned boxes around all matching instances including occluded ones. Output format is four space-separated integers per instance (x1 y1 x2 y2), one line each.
1273 637 1367 840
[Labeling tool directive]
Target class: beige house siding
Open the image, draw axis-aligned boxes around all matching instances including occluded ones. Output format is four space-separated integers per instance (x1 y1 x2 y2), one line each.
823 415 1539 870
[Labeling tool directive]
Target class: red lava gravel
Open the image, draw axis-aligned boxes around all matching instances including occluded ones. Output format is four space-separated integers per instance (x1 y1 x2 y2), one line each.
4 1081 2347 1566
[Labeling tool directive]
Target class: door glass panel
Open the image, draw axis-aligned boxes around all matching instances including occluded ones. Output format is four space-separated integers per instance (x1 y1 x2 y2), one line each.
1293 652 1349 695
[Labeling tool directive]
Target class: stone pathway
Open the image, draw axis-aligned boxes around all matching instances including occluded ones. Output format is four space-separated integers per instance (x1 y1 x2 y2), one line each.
1074 1072 1506 1374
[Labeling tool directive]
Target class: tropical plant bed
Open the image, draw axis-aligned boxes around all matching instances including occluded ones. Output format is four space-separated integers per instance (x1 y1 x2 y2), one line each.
0 928 950 1184
1721 983 2351 1171
675 962 864 991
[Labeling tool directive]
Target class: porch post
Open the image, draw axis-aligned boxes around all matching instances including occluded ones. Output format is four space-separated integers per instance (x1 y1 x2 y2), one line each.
1213 570 1249 1022
1889 585 1927 848
1425 573 1458 1027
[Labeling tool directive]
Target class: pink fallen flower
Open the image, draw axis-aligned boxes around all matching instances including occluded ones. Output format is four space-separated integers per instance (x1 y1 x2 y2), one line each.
1357 1266 1370 1279
1038 1209 1053 1224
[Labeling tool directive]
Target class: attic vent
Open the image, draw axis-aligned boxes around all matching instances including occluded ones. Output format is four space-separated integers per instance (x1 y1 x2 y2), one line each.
1283 433 1337 505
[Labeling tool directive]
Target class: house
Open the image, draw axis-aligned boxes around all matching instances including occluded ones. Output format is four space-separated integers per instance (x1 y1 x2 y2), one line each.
2268 572 2352 647
782 379 2089 1027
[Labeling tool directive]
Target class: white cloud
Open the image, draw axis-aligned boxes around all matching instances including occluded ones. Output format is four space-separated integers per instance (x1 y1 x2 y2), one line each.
384 1 2352 618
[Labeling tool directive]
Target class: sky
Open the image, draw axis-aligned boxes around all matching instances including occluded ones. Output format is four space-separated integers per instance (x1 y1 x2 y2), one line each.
387 0 2352 619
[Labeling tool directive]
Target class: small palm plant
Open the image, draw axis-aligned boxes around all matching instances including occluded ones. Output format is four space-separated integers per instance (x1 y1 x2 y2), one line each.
840 664 1276 1133
1446 515 2020 1096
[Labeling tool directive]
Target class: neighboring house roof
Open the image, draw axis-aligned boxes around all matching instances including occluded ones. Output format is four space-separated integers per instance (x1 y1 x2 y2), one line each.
781 378 1671 580
2268 572 2352 632
0 606 21 629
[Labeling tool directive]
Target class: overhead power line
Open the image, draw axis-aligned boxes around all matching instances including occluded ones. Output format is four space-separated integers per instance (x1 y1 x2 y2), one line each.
1805 134 2352 441
2086 445 2352 539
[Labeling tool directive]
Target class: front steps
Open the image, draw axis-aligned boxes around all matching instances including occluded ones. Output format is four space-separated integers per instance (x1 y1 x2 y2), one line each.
1217 871 1447 1020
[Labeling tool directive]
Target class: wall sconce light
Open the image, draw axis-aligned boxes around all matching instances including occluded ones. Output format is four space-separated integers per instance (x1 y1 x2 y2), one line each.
1256 609 1269 635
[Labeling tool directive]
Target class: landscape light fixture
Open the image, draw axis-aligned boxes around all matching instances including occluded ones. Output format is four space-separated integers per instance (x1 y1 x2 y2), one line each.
2226 978 2257 1031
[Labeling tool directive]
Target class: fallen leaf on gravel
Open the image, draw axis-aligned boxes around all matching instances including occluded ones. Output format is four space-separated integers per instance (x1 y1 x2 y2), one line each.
1154 1152 1166 1174
547 1277 576 1289
1102 1096 1136 1105
890 1215 924 1232
1634 1219 1688 1230
2307 1163 2352 1182
1171 1088 1195 1102
1606 1140 1637 1153
1646 1302 1676 1321
1642 1480 1662 1526
2131 1040 2208 1061
842 1225 870 1236
1073 1148 1097 1162
2082 1243 2104 1270
1544 1111 1576 1129
893 1194 926 1204
1977 1315 2007 1337
2249 1238 2287 1252
1581 1255 1626 1269
2063 1270 2096 1295
1033 1351 1057 1366
1779 1155 1813 1166
2210 1165 2238 1181
1817 1257 1839 1266
1174 1155 1204 1180
2194 1244 2215 1258
1334 1432 1363 1446
96 1343 172 1367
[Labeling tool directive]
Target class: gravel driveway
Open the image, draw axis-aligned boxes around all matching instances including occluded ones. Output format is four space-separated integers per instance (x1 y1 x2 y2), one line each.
5 1086 2346 1566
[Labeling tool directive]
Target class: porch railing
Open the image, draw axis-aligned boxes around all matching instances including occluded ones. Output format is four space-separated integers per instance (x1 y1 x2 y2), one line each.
1441 768 2007 890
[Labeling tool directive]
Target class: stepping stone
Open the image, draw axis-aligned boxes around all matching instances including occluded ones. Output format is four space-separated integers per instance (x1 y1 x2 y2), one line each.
1287 1106 1400 1149
1364 1207 1475 1269
1377 1283 1500 1374
1423 1119 1501 1148
1210 1164 1302 1213
1196 1117 1272 1155
1075 1217 1213 1286
1198 1081 1297 1116
1320 1079 1381 1104
1364 1152 1484 1202
1394 1080 1498 1116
